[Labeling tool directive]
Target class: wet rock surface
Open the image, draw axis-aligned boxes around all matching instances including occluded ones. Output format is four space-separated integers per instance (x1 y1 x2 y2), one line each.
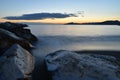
45 50 120 80
0 22 37 43
0 22 36 80
0 22 37 55
0 44 34 80
0 28 33 55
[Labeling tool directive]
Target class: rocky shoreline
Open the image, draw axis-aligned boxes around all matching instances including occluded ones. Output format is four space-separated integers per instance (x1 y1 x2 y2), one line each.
0 22 37 80
0 22 120 80
45 50 120 80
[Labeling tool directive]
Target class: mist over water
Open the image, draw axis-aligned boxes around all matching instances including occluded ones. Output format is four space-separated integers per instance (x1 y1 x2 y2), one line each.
29 24 120 79
28 24 120 60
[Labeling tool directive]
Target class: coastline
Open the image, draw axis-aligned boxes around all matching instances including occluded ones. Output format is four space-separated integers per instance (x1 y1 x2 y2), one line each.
0 22 120 80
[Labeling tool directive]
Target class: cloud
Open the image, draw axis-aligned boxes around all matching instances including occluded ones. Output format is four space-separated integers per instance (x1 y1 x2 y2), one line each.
4 13 78 20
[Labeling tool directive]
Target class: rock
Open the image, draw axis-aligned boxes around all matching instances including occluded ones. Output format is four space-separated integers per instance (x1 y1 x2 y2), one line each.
0 22 28 30
0 22 37 43
10 28 38 43
45 50 120 80
0 28 33 55
0 28 22 40
0 44 34 80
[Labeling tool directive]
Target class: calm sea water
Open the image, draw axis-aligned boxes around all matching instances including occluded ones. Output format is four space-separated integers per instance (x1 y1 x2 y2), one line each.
28 25 120 59
29 24 120 79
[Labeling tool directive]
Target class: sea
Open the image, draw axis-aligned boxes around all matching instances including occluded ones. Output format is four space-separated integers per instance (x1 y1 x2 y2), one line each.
28 24 120 58
28 24 120 80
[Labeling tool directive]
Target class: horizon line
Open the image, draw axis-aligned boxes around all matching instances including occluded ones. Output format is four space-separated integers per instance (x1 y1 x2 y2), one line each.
0 19 120 24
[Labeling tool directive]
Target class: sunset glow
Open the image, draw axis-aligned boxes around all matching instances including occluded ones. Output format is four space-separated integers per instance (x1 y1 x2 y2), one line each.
0 0 120 24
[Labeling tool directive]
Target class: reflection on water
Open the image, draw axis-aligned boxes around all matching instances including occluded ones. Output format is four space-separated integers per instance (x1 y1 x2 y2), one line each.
32 36 120 60
28 25 120 59
29 25 120 80
29 25 120 36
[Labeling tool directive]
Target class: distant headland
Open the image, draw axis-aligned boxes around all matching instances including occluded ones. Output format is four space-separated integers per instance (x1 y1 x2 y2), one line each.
65 20 120 25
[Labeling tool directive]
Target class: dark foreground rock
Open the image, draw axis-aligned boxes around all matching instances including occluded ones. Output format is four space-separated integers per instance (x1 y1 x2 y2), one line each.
0 44 34 80
0 22 28 30
0 22 38 56
0 22 37 43
45 50 120 80
0 28 33 55
0 22 36 80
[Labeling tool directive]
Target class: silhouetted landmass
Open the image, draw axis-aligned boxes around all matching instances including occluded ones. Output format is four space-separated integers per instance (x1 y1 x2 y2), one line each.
65 22 80 25
65 20 120 25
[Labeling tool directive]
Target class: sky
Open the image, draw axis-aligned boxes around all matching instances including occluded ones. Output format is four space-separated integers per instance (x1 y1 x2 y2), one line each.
0 0 120 24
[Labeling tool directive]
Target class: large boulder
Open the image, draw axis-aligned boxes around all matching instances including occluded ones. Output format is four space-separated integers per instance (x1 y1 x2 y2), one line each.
0 44 34 80
0 22 37 43
0 28 33 55
45 50 120 80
